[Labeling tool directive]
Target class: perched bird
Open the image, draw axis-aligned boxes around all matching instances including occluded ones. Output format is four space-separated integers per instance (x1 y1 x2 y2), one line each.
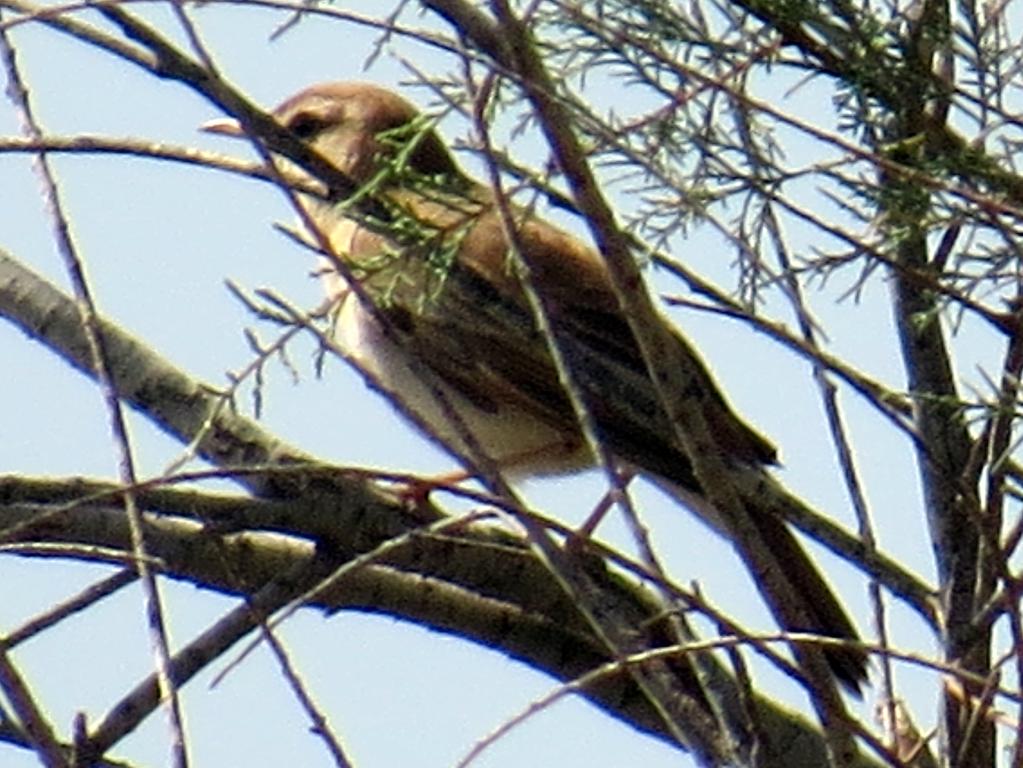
203 81 867 690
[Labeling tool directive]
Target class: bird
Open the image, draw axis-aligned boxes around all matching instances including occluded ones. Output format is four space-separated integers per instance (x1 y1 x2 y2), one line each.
202 81 868 691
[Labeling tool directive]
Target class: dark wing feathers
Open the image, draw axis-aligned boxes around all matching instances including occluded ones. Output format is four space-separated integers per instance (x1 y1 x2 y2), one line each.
407 197 778 480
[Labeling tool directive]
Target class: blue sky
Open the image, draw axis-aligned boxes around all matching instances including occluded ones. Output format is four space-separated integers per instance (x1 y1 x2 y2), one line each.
0 2 968 766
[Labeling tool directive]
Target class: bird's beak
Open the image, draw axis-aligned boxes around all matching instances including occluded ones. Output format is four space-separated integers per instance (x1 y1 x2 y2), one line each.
200 117 244 137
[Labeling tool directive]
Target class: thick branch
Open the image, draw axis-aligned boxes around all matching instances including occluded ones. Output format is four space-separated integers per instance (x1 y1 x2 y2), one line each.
0 475 887 768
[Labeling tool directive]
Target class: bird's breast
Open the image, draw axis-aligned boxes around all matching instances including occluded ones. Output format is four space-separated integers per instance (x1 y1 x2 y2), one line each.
326 264 592 478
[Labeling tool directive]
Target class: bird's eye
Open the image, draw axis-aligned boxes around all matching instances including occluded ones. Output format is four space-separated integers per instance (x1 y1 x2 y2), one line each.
287 113 326 139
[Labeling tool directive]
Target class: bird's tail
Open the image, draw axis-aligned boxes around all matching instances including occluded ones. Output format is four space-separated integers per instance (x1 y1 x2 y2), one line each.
662 477 868 693
744 501 867 691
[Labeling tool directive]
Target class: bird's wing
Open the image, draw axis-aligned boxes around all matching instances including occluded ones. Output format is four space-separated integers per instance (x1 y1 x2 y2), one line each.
409 189 778 472
349 186 778 476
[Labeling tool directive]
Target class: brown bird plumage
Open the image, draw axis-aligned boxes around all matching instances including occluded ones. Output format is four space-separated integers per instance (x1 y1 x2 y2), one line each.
204 81 867 691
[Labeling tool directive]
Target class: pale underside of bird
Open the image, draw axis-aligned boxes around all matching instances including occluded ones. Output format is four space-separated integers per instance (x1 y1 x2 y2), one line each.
203 81 867 692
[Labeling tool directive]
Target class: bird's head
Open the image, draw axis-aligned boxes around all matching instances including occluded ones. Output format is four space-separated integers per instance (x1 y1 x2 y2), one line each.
203 81 462 187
